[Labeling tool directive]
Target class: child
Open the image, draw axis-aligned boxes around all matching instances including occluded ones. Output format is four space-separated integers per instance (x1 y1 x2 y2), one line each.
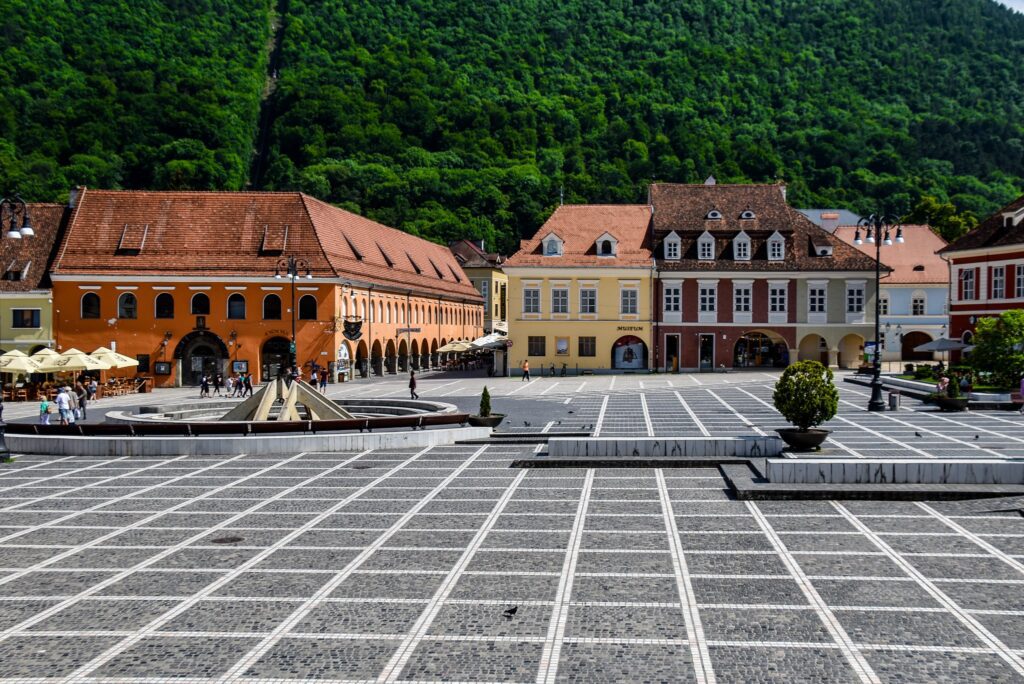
39 397 51 425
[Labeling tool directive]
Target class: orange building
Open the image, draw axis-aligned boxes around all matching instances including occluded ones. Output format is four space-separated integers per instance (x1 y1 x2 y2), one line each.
50 188 483 387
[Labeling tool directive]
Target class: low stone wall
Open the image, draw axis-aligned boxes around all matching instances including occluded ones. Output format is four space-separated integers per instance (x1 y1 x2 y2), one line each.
766 458 1024 485
547 436 782 459
8 426 491 457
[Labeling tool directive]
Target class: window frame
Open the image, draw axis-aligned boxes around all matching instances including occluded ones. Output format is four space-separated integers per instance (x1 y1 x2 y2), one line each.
523 287 541 314
911 295 926 316
808 286 827 314
733 232 751 261
620 289 638 315
579 288 597 315
11 308 41 329
154 292 175 319
663 284 681 313
733 285 752 313
769 286 787 313
117 292 138 320
527 336 546 356
697 233 715 261
298 294 318 320
962 269 976 300
190 292 211 315
263 293 282 320
698 285 717 313
767 233 785 261
80 292 101 319
551 288 569 314
846 285 865 314
578 336 596 357
1017 265 1024 299
227 293 246 320
992 266 1005 299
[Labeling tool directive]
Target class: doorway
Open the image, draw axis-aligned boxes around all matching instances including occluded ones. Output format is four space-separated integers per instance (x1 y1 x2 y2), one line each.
699 334 715 371
261 337 291 381
665 334 680 373
185 344 221 386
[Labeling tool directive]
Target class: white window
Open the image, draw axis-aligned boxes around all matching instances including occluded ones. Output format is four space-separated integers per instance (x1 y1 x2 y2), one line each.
620 289 638 315
697 231 715 260
734 237 750 260
542 235 563 256
879 296 889 315
911 295 926 316
809 286 826 313
769 286 787 312
846 285 865 313
1018 265 1024 298
734 285 752 313
663 285 681 313
524 288 540 313
552 288 568 314
767 232 785 261
580 288 597 314
993 266 1005 299
962 269 976 300
665 240 680 260
699 286 716 312
480 280 489 308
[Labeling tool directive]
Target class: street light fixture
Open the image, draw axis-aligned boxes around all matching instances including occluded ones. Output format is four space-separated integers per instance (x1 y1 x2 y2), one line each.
275 256 312 370
854 213 904 411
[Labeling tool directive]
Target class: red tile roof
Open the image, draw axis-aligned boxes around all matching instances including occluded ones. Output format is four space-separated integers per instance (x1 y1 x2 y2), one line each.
940 193 1024 254
833 225 948 284
504 205 653 268
52 189 481 300
0 203 68 292
449 239 504 268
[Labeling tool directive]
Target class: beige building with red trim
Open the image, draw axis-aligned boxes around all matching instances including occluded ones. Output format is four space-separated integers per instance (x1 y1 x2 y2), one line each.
50 188 483 387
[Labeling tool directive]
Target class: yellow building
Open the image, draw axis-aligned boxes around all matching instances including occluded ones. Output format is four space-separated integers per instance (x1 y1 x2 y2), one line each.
504 205 654 373
0 203 67 357
449 240 508 334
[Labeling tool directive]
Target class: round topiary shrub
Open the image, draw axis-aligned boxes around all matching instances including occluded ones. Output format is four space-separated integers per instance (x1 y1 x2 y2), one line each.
773 360 839 432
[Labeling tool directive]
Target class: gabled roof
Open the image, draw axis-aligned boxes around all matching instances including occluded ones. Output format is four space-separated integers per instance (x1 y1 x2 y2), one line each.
834 224 948 284
940 194 1024 254
52 189 481 300
505 205 652 268
0 203 69 292
448 239 504 268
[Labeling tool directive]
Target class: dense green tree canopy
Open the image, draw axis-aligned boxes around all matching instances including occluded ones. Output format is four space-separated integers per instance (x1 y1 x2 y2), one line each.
4 0 1024 252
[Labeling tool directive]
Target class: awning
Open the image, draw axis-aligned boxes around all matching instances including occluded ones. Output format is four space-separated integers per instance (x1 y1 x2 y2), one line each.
913 338 969 353
470 332 509 350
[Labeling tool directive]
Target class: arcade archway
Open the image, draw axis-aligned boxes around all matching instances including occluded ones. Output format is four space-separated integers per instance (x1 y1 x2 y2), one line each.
734 330 788 368
261 337 291 382
173 331 228 386
901 331 934 361
611 336 647 370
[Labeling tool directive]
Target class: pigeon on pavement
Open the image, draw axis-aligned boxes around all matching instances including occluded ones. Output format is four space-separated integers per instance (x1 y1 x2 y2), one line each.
503 606 518 618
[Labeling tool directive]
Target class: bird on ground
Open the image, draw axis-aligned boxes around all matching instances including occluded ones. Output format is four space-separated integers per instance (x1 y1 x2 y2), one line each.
523 421 531 427
914 432 922 437
975 435 980 440
503 606 518 618
568 410 574 414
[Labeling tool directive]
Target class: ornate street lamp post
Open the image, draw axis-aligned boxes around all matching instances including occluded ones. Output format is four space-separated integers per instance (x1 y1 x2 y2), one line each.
854 214 903 411
275 256 312 370
0 195 33 460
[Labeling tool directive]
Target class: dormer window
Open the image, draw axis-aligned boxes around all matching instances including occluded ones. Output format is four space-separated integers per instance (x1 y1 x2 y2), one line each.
705 209 723 220
663 231 681 261
600 240 613 255
733 231 751 261
740 210 756 220
594 232 618 257
697 231 715 261
767 231 785 261
542 234 563 257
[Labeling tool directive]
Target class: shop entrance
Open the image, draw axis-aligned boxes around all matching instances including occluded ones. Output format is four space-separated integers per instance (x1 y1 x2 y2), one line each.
699 334 715 371
734 331 788 368
261 337 291 381
665 334 680 372
611 335 648 370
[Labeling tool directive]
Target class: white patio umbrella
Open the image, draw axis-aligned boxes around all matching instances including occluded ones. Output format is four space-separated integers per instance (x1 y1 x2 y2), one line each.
29 348 61 362
35 348 112 373
913 338 969 353
90 346 139 369
0 353 42 374
438 341 473 353
470 333 509 350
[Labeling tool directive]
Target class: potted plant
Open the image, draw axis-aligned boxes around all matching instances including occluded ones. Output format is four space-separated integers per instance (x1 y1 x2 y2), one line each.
467 386 505 428
931 377 969 412
773 360 838 451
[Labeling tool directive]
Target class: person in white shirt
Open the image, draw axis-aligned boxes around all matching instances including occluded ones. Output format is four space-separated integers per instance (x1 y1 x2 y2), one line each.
55 388 72 426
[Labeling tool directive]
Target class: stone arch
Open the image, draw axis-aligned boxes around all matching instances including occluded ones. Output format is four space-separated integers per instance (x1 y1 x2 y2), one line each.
838 333 865 369
901 330 934 361
798 333 830 364
398 339 409 372
356 340 369 378
733 329 789 368
385 339 397 374
370 339 383 376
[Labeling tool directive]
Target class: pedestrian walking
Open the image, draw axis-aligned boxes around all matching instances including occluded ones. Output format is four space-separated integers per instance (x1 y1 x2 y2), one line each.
39 396 51 425
199 374 210 398
409 370 419 399
212 373 223 396
225 375 234 396
88 378 98 401
55 388 71 426
521 360 530 381
74 382 88 420
319 368 328 393
244 372 254 397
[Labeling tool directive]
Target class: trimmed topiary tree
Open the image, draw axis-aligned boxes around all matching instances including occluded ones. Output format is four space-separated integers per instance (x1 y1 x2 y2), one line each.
773 360 839 432
479 386 491 418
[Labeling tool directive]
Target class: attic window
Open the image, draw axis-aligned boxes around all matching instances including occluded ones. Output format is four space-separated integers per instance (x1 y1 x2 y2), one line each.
913 264 925 272
542 234 564 256
428 258 446 279
740 210 756 220
706 209 723 220
117 224 148 253
448 265 463 282
376 243 394 268
600 240 614 255
697 231 715 261
406 253 423 274
733 231 751 261
342 232 363 261
663 231 681 261
260 224 288 254
767 231 785 261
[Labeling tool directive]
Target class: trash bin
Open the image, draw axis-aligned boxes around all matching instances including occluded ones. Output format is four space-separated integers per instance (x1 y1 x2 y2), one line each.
888 391 900 411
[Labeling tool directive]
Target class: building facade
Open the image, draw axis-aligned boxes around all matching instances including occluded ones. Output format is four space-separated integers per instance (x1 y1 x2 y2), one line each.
449 240 508 334
0 203 68 355
940 193 1024 353
50 189 483 387
651 182 881 371
504 205 654 373
834 224 948 362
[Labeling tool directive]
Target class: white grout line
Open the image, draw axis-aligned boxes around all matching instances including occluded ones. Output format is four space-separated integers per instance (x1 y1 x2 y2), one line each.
541 421 554 434
675 391 710 437
378 469 529 681
830 415 936 459
540 382 560 396
536 468 594 684
592 396 609 437
830 501 1024 676
745 501 879 684
639 393 655 437
703 389 766 436
655 469 714 684
0 455 112 491
608 375 616 390
575 381 587 393
915 503 1024 576
563 397 573 405
504 378 538 396
215 446 490 682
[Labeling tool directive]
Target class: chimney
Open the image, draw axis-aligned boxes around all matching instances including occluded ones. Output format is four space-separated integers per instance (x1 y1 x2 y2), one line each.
779 184 787 201
820 212 840 233
475 239 485 251
68 186 84 208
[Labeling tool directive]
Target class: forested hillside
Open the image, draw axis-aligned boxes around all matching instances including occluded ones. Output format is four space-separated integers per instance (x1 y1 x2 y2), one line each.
3 0 1024 252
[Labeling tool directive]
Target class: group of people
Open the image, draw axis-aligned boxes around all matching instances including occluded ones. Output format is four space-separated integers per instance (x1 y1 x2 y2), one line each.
282 365 330 393
39 382 90 425
199 372 254 398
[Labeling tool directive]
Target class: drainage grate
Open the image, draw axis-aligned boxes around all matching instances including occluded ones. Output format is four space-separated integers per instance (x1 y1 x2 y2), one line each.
211 536 244 544
348 465 374 470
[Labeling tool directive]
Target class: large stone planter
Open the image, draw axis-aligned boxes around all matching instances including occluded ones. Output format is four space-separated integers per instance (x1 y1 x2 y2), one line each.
467 414 505 428
776 428 830 452
934 396 969 412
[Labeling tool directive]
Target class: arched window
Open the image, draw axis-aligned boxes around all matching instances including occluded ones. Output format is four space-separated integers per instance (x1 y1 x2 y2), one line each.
298 294 317 320
263 294 282 320
341 298 347 318
359 300 365 320
81 293 101 319
117 293 137 319
601 240 613 255
155 293 174 319
227 293 246 320
385 303 391 324
191 292 210 315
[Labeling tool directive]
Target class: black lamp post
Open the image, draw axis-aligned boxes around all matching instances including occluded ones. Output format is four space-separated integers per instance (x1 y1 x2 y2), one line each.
275 256 312 370
0 195 33 460
854 214 903 411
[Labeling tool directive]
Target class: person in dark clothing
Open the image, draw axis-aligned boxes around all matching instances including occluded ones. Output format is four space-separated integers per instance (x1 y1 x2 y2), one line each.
199 375 210 398
244 373 254 397
212 373 223 396
74 382 88 420
319 368 328 393
409 370 419 399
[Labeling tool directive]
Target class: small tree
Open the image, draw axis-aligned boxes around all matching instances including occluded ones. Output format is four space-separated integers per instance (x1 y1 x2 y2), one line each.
969 310 1024 389
773 360 839 432
479 386 491 417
